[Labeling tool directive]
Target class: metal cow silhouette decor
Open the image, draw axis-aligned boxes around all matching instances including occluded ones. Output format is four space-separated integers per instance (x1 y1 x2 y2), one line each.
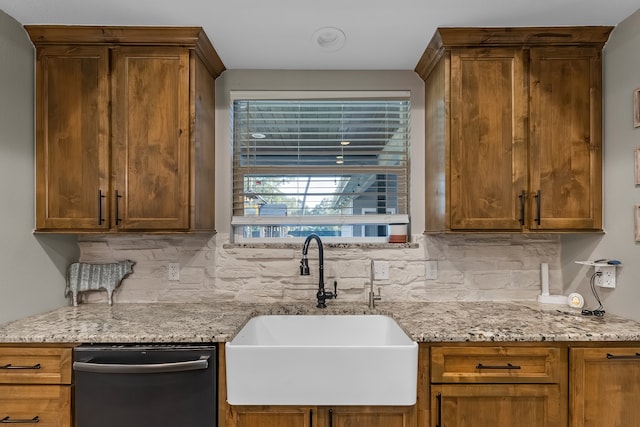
66 260 135 306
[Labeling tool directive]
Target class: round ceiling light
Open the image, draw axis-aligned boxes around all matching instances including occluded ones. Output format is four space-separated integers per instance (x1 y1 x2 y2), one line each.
312 27 346 52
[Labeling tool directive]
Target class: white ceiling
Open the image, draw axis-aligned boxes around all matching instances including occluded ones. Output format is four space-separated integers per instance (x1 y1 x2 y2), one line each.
0 0 638 70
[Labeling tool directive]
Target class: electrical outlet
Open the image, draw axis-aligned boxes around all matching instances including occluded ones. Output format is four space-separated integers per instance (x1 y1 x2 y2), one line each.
373 260 389 280
168 263 180 281
595 265 616 288
426 260 438 280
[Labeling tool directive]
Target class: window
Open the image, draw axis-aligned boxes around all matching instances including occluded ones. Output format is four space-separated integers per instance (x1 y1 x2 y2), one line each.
231 91 410 242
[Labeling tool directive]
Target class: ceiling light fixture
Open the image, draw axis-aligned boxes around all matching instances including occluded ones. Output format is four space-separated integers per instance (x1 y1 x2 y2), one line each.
251 133 266 139
312 27 346 52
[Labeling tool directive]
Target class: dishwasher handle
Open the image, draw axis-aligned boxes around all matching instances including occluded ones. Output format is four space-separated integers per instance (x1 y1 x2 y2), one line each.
73 355 209 374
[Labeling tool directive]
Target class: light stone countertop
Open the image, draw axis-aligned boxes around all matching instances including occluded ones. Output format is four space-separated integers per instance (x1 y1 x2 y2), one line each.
0 301 640 344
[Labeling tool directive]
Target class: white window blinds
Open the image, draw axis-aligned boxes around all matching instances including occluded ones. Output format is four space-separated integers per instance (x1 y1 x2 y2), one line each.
231 91 410 241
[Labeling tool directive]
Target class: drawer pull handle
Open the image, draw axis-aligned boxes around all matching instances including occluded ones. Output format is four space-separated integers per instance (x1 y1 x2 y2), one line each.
1 416 40 423
534 190 541 225
518 190 526 226
0 363 41 370
476 363 521 370
606 353 640 360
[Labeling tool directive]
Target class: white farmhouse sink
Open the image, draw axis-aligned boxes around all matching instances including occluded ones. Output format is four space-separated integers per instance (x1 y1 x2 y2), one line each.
225 315 418 406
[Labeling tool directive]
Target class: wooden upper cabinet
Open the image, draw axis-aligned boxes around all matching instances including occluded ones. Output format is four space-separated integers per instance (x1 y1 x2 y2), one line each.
34 45 110 230
111 47 191 230
450 48 528 230
27 26 225 233
529 47 603 230
416 27 612 232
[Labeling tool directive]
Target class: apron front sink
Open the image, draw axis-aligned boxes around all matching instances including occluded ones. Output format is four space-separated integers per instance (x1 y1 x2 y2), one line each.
225 314 418 406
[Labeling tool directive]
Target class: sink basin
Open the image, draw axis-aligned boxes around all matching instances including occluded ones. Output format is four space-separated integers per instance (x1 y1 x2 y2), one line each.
225 314 418 406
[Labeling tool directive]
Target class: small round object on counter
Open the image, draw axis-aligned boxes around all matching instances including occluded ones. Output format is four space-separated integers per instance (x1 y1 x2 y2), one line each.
568 292 585 309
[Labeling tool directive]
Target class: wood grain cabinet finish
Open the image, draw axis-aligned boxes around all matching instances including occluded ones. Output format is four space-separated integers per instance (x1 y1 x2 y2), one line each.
429 344 567 427
416 27 612 232
27 26 224 233
0 347 73 427
570 346 640 427
226 406 414 427
229 406 315 427
431 346 561 384
317 406 415 427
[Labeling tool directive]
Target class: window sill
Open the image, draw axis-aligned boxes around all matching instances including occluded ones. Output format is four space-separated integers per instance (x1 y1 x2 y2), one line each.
223 242 419 250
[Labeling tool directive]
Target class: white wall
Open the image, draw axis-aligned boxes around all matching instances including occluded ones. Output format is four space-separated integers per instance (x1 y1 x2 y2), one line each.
0 10 78 323
561 9 640 322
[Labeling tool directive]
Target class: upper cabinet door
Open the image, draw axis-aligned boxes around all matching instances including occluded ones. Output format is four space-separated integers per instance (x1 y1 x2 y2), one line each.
449 48 528 230
34 46 110 231
111 47 191 230
528 47 603 231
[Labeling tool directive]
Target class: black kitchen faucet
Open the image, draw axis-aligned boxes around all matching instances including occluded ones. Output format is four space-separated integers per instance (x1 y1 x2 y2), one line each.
300 233 337 308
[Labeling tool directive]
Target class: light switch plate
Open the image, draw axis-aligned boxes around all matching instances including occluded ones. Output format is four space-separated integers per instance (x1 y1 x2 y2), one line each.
168 263 180 281
373 260 389 280
426 260 438 280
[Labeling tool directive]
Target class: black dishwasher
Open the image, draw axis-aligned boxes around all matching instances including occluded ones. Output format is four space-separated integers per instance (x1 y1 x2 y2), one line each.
73 344 217 427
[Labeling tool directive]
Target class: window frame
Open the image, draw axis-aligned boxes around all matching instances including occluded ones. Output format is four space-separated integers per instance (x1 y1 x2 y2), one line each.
230 90 411 244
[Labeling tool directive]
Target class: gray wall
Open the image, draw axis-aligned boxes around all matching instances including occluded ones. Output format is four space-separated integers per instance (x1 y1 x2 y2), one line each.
0 10 78 323
562 8 640 322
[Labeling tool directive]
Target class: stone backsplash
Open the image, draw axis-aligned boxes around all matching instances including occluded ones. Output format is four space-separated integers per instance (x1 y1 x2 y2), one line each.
76 233 562 305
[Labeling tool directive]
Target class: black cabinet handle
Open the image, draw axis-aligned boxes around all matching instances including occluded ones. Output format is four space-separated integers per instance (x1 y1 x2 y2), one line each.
309 409 313 427
1 416 40 424
328 409 333 427
436 393 442 427
606 353 640 360
0 363 41 370
534 190 541 225
98 190 106 225
115 190 122 225
476 363 521 370
518 190 526 226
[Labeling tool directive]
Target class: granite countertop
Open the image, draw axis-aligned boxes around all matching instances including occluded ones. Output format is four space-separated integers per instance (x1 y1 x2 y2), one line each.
1 300 640 344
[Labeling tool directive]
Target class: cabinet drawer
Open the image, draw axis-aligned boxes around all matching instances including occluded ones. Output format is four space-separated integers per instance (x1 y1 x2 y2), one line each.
0 385 71 427
0 348 72 385
431 346 561 383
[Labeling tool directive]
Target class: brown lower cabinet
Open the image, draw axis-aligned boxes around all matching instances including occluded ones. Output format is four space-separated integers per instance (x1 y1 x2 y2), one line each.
431 384 561 427
227 405 414 427
0 385 71 427
570 346 640 427
320 406 415 427
429 344 567 427
229 406 314 427
0 346 73 427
